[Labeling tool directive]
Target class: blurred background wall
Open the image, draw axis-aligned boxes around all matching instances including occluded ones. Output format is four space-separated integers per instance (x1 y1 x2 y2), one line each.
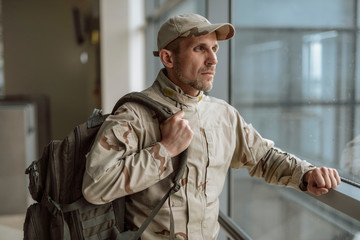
0 1 145 233
2 0 99 140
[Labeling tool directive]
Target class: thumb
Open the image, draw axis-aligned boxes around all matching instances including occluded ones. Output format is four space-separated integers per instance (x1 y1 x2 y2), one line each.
308 176 328 196
308 184 329 196
173 110 184 119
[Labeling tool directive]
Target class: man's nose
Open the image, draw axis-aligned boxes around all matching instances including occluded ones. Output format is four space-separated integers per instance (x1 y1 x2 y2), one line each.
206 51 218 66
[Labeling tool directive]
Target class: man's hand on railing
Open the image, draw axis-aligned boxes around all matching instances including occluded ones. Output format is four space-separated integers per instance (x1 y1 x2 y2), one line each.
303 167 341 196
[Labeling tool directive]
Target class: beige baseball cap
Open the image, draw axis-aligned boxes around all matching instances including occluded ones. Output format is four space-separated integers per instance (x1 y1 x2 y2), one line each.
153 14 235 56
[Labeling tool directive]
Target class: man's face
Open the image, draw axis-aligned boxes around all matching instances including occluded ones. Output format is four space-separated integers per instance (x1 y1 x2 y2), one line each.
171 32 219 96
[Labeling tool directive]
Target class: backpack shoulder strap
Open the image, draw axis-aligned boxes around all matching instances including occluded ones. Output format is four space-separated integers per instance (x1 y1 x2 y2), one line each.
111 92 173 122
110 92 188 240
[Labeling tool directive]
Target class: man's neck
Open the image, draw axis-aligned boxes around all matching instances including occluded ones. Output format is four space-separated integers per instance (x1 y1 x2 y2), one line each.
165 69 200 97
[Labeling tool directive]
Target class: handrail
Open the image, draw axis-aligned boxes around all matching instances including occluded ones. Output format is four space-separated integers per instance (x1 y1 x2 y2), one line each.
307 179 360 222
218 210 252 240
340 176 360 189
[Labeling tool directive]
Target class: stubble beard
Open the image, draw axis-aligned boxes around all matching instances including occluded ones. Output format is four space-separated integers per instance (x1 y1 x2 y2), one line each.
174 60 215 93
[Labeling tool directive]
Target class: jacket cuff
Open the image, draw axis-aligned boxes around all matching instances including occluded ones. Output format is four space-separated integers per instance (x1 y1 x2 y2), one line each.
287 160 316 191
299 166 317 191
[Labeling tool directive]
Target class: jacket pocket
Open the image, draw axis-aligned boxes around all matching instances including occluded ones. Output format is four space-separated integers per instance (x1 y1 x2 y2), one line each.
203 127 233 206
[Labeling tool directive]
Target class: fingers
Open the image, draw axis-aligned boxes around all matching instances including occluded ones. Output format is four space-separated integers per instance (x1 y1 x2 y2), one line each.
173 110 185 118
307 167 341 196
321 167 341 188
160 111 193 157
164 110 184 123
332 168 341 185
165 111 191 135
307 172 328 196
308 185 328 196
326 168 340 188
164 111 190 129
312 168 326 187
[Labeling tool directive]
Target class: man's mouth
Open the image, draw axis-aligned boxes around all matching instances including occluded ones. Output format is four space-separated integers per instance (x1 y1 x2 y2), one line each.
201 71 215 76
201 66 216 76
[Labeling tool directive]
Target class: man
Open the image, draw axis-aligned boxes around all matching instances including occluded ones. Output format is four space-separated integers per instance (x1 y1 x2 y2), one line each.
82 14 341 239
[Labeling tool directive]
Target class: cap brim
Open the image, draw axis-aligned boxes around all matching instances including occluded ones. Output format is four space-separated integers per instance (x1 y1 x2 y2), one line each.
213 23 235 40
181 23 235 41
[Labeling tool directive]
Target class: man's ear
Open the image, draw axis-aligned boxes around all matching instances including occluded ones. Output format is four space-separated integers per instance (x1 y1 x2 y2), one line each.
159 49 174 68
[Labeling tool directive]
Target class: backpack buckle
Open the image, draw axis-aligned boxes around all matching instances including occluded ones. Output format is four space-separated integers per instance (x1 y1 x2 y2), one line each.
172 183 181 193
44 196 62 216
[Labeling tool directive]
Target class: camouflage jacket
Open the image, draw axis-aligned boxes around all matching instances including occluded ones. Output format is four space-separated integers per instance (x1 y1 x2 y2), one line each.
82 69 315 240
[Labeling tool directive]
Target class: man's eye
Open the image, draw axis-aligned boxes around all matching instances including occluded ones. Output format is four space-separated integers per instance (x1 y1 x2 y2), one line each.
194 46 203 51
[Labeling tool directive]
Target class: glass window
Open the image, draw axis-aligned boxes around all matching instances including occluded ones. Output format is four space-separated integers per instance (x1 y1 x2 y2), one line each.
232 0 359 187
231 0 360 239
234 0 355 28
232 29 356 177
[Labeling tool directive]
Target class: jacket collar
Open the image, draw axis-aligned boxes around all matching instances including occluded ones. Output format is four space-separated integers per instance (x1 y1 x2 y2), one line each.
155 69 204 107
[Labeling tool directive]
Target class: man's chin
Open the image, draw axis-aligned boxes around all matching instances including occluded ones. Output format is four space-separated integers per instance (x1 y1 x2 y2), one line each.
203 82 213 92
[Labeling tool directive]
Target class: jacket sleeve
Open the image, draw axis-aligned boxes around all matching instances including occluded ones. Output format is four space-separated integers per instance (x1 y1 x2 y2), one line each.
230 112 316 191
248 147 316 190
82 104 174 205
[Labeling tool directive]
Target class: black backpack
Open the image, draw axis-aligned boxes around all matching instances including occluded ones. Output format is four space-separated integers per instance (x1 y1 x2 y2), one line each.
24 92 187 240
